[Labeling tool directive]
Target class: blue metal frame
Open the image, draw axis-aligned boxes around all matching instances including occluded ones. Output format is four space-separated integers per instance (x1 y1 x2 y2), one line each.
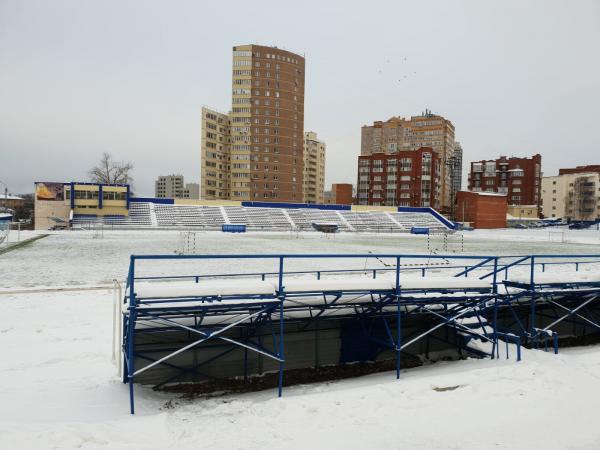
121 252 600 414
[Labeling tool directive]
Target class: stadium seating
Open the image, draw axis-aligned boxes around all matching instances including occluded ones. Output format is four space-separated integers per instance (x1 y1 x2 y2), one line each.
71 202 454 233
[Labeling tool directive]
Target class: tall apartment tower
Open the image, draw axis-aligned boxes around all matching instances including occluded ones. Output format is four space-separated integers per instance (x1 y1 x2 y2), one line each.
303 131 326 204
467 154 542 210
360 111 456 213
230 44 305 201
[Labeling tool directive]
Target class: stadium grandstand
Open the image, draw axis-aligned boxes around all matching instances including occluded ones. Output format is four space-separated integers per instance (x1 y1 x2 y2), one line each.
70 198 455 233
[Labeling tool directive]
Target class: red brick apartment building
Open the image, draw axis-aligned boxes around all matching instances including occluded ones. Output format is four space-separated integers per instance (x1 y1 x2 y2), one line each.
324 183 353 205
357 147 441 208
467 154 542 208
559 165 600 176
455 191 507 228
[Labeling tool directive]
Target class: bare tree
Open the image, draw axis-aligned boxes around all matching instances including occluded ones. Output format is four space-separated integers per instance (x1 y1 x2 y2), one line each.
88 152 134 185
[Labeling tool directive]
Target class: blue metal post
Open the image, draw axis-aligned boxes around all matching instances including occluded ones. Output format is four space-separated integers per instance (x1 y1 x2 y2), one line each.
277 257 285 397
70 182 75 209
516 337 522 362
395 256 401 379
98 184 103 209
553 332 559 354
530 257 536 338
492 257 499 359
127 256 136 414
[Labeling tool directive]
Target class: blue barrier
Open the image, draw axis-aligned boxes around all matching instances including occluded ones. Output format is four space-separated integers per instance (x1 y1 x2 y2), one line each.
222 224 246 233
410 227 429 235
130 197 174 205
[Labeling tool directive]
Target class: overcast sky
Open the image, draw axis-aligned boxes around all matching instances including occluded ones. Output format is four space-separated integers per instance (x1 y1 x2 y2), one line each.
1 0 599 196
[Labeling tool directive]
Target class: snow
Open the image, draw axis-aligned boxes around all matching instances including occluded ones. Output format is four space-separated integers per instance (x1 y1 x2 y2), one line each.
3 228 600 448
135 279 277 298
510 270 600 285
3 289 600 448
2 228 600 289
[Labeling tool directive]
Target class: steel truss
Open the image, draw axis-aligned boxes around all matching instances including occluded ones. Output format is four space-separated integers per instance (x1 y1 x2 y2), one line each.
121 253 600 414
484 255 600 352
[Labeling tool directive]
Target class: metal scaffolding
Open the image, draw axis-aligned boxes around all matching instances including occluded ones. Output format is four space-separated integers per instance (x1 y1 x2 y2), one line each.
120 252 600 414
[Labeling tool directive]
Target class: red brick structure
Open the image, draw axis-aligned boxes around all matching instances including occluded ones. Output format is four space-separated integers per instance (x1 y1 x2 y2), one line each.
357 147 441 208
324 183 353 205
467 154 542 211
456 191 507 229
558 165 600 176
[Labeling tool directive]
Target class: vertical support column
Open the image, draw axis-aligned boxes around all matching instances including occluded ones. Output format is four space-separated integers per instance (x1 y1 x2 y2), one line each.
492 257 499 360
395 256 401 379
529 256 536 342
70 182 75 210
127 256 136 414
277 256 285 397
98 184 103 210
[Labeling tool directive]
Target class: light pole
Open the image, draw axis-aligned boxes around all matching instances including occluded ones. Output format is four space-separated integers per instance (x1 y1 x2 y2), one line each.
0 179 9 210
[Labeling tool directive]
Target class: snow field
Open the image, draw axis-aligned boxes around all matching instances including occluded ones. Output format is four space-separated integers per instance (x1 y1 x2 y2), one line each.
2 290 600 449
1 228 600 448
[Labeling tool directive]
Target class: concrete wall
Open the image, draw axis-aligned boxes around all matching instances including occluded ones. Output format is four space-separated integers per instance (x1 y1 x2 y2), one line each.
34 199 70 230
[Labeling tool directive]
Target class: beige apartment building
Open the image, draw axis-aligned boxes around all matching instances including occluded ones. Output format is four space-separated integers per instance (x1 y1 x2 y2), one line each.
360 110 457 213
542 172 600 221
201 107 231 199
155 175 200 199
303 131 326 203
201 45 307 202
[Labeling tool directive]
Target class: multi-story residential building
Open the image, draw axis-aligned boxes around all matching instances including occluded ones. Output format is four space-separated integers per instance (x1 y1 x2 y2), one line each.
303 131 326 204
558 165 600 176
201 45 307 202
541 172 600 221
201 107 231 199
155 175 200 199
324 183 354 205
360 110 456 212
356 147 441 208
155 175 183 198
451 142 463 209
182 183 200 199
230 44 305 202
467 154 542 213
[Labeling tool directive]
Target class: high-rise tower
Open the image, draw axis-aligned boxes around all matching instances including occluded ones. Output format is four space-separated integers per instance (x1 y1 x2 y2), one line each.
230 44 305 202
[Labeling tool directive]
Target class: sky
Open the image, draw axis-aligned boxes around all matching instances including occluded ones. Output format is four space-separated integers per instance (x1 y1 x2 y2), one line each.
1 0 599 196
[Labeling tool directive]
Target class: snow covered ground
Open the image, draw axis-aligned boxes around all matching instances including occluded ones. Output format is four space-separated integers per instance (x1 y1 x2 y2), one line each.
2 288 600 449
2 228 600 448
2 228 600 289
